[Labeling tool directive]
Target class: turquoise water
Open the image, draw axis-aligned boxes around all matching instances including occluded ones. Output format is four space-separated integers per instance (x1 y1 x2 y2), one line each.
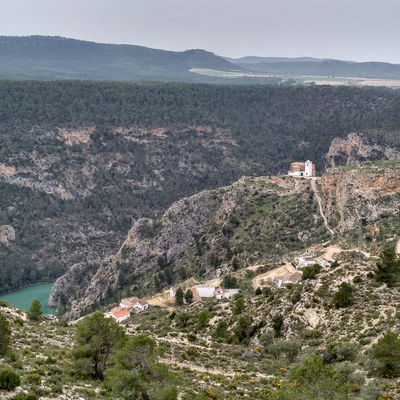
0 283 55 315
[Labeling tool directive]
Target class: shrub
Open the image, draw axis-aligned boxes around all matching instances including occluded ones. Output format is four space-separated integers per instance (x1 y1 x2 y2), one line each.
187 333 197 342
213 321 228 339
10 394 38 400
302 329 322 340
0 312 11 356
198 311 209 329
281 340 301 362
353 276 363 284
330 260 340 268
262 287 272 297
267 343 282 360
232 298 245 315
327 342 357 363
373 331 400 376
186 346 199 359
334 361 355 377
374 247 400 287
291 290 301 304
272 314 284 337
25 373 41 385
333 282 353 308
302 264 322 280
255 287 262 296
0 369 21 390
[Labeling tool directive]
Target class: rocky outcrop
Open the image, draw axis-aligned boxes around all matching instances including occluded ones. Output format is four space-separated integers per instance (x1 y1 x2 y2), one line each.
326 132 400 168
56 176 326 319
0 225 15 244
321 164 400 231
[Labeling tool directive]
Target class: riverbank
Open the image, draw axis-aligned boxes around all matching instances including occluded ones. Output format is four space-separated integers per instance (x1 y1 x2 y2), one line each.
0 282 55 315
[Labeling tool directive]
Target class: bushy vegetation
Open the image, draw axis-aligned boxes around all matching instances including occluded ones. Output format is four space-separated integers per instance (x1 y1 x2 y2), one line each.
0 312 11 356
0 369 20 390
333 282 353 308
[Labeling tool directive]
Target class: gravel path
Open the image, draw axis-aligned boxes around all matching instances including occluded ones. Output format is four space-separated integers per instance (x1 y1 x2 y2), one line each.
310 177 334 235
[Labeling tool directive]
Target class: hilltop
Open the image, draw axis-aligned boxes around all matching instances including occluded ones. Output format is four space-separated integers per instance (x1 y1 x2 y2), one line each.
0 36 243 82
3 36 400 85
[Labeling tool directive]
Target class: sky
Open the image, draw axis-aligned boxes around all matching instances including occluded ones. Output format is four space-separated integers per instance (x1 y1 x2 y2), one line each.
1 0 400 63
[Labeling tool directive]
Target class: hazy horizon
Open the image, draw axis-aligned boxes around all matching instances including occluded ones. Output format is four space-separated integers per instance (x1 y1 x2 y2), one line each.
1 0 400 64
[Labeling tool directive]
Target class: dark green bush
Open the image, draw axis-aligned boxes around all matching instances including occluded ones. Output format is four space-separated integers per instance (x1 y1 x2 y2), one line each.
302 264 322 280
0 369 21 390
333 282 353 308
187 333 197 342
186 346 199 359
272 314 284 337
302 329 322 340
10 393 38 400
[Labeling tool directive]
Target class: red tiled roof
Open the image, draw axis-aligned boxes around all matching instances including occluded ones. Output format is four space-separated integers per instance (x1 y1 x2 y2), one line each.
112 309 130 319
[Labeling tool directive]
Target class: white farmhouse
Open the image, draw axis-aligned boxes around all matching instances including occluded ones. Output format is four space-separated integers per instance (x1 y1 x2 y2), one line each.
296 256 317 269
288 160 315 177
119 297 149 313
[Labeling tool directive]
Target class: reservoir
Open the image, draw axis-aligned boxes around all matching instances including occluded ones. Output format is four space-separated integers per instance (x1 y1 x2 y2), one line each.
0 283 56 315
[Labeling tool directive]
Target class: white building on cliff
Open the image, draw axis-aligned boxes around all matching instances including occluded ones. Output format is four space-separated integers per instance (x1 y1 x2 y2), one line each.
288 160 315 177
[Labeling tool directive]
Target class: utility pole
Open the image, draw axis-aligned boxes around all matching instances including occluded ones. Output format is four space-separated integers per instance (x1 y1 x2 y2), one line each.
358 217 363 263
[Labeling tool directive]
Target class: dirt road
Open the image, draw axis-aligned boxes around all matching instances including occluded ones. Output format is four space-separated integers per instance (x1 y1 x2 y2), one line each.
322 244 371 261
310 178 334 235
252 263 296 288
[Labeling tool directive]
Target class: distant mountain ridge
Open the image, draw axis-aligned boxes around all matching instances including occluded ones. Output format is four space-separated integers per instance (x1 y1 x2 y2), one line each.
224 56 331 64
3 35 400 83
227 56 400 80
0 35 241 81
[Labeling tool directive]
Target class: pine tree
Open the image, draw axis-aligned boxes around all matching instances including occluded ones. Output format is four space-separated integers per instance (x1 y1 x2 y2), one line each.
175 287 184 306
27 299 43 322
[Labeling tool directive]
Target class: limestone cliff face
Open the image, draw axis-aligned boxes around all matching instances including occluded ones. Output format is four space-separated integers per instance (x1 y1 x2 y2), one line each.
326 132 400 168
321 164 400 231
53 176 325 319
1 123 247 293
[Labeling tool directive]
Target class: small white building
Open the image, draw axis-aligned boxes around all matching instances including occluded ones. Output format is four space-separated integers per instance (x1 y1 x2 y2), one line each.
214 287 241 299
296 256 317 269
105 308 130 323
288 160 315 177
170 285 240 301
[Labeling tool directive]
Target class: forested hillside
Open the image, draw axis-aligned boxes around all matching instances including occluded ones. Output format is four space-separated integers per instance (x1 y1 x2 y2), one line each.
0 35 245 82
1 81 400 295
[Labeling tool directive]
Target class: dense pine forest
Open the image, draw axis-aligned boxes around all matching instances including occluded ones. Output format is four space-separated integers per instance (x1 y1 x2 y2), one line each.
0 81 400 295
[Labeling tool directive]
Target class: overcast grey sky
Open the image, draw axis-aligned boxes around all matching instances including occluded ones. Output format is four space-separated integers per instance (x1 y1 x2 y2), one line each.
1 0 400 63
